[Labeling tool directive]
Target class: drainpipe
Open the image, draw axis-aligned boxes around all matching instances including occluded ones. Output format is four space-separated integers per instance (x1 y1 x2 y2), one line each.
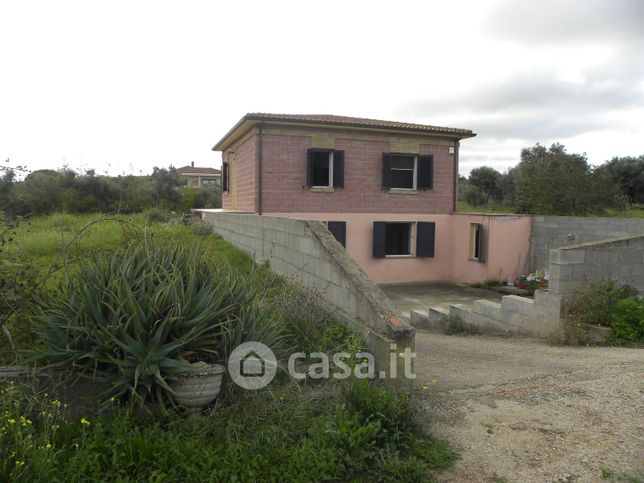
453 140 460 213
258 124 264 215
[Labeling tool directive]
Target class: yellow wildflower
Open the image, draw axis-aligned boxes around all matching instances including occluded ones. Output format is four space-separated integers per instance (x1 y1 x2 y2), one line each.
45 442 52 449
8 419 15 424
80 417 91 427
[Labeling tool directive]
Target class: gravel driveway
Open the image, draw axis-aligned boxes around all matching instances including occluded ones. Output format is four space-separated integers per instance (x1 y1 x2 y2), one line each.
412 332 644 482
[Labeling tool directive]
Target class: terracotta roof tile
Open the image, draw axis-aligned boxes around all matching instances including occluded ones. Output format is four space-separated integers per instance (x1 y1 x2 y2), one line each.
245 113 475 137
214 113 475 150
176 166 221 175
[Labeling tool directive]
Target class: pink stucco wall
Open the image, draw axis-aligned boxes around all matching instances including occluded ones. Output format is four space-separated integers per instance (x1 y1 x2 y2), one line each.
264 212 531 284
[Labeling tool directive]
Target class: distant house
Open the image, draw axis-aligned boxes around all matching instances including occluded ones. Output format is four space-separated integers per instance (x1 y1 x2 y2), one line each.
176 162 221 187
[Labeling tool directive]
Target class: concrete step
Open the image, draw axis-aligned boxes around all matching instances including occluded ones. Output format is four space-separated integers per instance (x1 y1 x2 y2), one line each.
448 304 512 335
473 299 503 319
501 295 537 316
410 307 449 331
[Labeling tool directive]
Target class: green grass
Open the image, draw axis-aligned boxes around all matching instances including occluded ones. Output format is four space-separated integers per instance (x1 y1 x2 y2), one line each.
458 201 644 218
4 212 251 274
457 201 517 214
1 213 457 481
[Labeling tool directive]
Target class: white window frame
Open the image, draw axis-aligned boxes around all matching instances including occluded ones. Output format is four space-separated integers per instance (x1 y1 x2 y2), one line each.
312 150 333 189
390 154 417 190
384 221 416 258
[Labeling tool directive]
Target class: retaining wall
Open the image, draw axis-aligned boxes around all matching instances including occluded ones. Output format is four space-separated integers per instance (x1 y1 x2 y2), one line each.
530 216 644 271
548 234 644 296
198 210 415 377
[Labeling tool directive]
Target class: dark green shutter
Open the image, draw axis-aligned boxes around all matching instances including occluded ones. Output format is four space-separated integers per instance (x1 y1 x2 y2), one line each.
327 221 346 247
477 224 486 263
382 153 392 189
416 222 435 257
333 150 344 188
222 162 229 192
373 222 386 258
417 155 433 189
306 149 314 187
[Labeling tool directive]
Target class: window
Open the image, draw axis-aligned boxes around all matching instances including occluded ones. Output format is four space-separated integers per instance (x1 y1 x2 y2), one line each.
382 153 433 190
390 154 416 189
222 162 229 192
386 222 413 255
469 223 485 262
311 150 332 187
373 221 435 258
307 149 345 189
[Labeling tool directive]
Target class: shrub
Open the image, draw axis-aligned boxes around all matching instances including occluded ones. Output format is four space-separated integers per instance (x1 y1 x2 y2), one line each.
609 297 644 344
562 279 640 345
565 279 638 326
32 239 284 407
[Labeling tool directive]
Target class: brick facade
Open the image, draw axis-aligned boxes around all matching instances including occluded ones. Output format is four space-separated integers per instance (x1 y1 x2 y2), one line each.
222 134 257 211
223 127 457 214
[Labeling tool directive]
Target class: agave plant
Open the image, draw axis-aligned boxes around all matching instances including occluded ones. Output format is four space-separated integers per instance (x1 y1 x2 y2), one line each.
33 239 274 407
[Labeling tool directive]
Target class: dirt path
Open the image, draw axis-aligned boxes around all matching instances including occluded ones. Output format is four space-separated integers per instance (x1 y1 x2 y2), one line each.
412 332 644 482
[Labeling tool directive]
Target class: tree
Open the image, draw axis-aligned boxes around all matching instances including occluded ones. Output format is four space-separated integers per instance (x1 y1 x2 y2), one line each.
596 155 644 204
514 143 624 215
468 166 502 202
151 166 182 209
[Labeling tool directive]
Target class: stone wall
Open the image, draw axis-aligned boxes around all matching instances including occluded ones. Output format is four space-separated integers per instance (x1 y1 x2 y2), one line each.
548 234 644 296
530 216 644 271
199 210 415 376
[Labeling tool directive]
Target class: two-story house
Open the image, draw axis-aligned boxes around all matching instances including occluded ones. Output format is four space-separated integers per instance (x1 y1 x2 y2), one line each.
212 113 531 284
177 163 221 187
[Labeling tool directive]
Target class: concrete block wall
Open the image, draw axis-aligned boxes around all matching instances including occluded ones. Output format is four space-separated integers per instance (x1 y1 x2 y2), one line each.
549 234 644 296
199 210 415 377
411 290 562 338
530 215 644 271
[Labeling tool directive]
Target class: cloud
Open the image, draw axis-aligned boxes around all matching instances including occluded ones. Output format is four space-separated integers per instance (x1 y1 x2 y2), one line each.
485 0 644 44
398 72 644 138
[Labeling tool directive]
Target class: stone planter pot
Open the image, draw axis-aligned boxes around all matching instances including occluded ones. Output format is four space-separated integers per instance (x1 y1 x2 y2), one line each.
169 362 225 411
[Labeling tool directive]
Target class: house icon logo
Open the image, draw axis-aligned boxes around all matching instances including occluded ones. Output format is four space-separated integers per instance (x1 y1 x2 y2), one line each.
240 351 265 377
228 342 277 390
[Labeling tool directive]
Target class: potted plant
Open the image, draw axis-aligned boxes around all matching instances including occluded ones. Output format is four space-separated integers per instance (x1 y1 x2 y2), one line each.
33 239 258 411
169 360 226 411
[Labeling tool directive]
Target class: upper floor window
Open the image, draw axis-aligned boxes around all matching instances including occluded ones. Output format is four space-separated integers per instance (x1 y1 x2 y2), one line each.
382 153 434 191
222 162 229 192
390 154 416 189
307 149 345 189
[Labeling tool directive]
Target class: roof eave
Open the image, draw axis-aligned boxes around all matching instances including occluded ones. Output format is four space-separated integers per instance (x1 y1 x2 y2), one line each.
212 115 476 152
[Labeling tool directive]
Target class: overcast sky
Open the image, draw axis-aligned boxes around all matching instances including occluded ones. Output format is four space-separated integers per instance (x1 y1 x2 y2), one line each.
1 0 642 176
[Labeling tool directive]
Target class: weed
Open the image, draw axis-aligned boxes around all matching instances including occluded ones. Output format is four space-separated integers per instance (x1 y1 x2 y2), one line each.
445 315 479 336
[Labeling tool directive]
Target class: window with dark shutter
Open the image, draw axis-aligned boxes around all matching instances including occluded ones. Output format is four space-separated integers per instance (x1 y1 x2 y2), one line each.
417 155 433 190
222 162 229 192
327 221 346 247
382 153 422 190
416 222 435 257
373 222 386 258
307 149 336 188
470 223 486 263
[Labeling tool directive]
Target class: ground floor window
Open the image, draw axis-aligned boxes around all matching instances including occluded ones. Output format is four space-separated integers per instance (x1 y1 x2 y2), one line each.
469 223 485 262
372 221 435 259
385 222 413 256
